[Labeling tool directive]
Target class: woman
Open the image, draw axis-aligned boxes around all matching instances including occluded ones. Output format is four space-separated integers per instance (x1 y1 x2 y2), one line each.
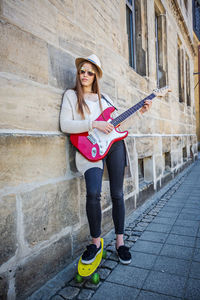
60 54 152 264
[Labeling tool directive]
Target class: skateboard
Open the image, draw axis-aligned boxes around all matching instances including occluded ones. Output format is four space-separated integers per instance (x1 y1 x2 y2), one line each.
75 238 107 284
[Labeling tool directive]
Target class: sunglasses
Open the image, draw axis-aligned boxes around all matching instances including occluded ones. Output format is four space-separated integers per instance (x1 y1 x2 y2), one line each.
79 67 95 77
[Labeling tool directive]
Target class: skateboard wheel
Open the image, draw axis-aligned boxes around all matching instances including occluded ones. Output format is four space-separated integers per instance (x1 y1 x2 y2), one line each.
91 272 100 284
102 250 107 259
75 273 83 283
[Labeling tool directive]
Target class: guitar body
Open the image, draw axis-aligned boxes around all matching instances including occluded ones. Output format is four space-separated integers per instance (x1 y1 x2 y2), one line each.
70 107 128 162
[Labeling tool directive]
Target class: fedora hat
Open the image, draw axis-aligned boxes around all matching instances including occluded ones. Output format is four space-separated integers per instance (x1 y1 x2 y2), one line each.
75 54 103 78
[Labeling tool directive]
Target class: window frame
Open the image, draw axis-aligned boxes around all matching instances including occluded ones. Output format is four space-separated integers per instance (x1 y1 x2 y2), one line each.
126 0 137 70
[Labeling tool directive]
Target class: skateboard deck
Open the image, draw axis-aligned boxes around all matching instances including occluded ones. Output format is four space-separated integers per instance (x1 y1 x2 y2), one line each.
78 238 104 277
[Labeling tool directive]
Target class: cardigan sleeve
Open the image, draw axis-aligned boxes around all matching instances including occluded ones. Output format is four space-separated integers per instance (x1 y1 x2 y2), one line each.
60 90 93 134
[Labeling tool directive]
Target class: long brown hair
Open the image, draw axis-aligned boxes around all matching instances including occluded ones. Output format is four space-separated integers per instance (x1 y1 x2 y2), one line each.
73 61 102 119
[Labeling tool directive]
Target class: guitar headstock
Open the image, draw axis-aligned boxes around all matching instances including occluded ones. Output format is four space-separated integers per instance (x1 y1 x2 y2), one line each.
153 86 171 97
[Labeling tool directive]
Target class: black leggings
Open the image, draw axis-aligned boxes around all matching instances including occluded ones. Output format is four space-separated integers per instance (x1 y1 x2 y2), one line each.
84 140 126 238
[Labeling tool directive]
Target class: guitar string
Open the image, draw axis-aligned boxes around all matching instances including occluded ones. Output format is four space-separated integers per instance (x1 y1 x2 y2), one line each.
111 93 155 127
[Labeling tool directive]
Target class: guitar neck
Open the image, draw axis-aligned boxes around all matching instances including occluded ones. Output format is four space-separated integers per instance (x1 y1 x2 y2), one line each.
111 93 156 127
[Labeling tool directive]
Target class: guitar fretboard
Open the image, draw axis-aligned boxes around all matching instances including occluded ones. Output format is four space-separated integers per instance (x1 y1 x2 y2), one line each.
111 93 155 127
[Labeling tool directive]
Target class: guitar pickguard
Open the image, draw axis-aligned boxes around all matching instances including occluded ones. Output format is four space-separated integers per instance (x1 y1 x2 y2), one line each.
88 128 127 157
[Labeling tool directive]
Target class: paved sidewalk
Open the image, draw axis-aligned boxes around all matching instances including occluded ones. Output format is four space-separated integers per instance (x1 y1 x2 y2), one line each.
29 158 200 300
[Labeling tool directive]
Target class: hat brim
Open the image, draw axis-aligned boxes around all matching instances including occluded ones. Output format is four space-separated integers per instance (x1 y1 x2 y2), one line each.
75 57 103 78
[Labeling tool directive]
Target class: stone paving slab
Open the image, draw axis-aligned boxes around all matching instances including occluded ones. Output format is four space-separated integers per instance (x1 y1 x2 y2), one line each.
190 261 200 279
193 248 200 262
91 282 139 300
143 270 187 298
177 213 200 221
166 233 196 247
152 255 190 276
170 225 198 236
160 206 183 213
28 159 200 300
160 244 194 260
185 278 200 299
129 252 157 269
175 219 200 227
131 240 163 255
151 216 177 225
139 230 168 243
196 238 200 248
146 223 173 233
156 211 180 218
137 290 182 300
106 264 149 289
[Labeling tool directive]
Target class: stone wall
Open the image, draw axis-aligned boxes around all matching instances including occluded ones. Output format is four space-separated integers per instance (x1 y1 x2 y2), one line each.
0 0 197 299
193 33 200 146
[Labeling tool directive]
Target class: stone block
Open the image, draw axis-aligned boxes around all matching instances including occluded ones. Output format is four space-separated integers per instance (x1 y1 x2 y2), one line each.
153 137 162 155
0 22 48 84
102 208 113 235
124 178 135 196
21 179 79 246
0 75 62 131
136 137 154 158
49 0 74 18
48 45 76 90
154 119 171 134
1 0 58 45
98 45 125 80
152 99 171 120
59 287 80 300
137 116 154 135
172 136 182 150
155 155 164 178
125 195 136 215
123 136 136 179
78 177 88 225
15 233 72 299
57 13 95 56
117 83 129 107
72 224 90 258
101 74 116 101
137 183 155 207
0 194 17 265
101 181 112 211
0 272 8 300
162 136 171 153
143 156 154 182
171 151 180 168
0 135 67 189
67 138 78 173
94 3 122 54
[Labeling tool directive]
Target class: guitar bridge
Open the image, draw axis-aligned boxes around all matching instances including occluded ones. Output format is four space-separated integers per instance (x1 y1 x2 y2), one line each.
87 134 97 145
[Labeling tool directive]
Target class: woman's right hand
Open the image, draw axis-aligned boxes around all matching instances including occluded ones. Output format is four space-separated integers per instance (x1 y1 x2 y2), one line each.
92 121 114 134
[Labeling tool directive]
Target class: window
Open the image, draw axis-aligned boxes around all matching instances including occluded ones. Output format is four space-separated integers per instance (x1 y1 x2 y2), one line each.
183 147 187 161
126 1 136 69
177 39 185 103
126 0 148 76
184 0 188 10
193 0 200 40
185 53 191 106
138 159 144 183
164 152 171 172
155 4 167 88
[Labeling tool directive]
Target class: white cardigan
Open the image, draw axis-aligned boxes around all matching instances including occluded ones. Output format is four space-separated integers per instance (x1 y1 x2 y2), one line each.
60 89 142 174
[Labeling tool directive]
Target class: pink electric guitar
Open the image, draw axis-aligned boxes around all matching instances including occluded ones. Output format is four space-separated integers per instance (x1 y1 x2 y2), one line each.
70 86 170 162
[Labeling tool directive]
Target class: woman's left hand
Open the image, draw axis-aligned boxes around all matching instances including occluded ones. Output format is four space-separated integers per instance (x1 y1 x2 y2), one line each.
139 100 152 114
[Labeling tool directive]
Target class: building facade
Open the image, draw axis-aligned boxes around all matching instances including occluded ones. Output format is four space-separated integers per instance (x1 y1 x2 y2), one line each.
193 0 200 146
0 0 198 298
